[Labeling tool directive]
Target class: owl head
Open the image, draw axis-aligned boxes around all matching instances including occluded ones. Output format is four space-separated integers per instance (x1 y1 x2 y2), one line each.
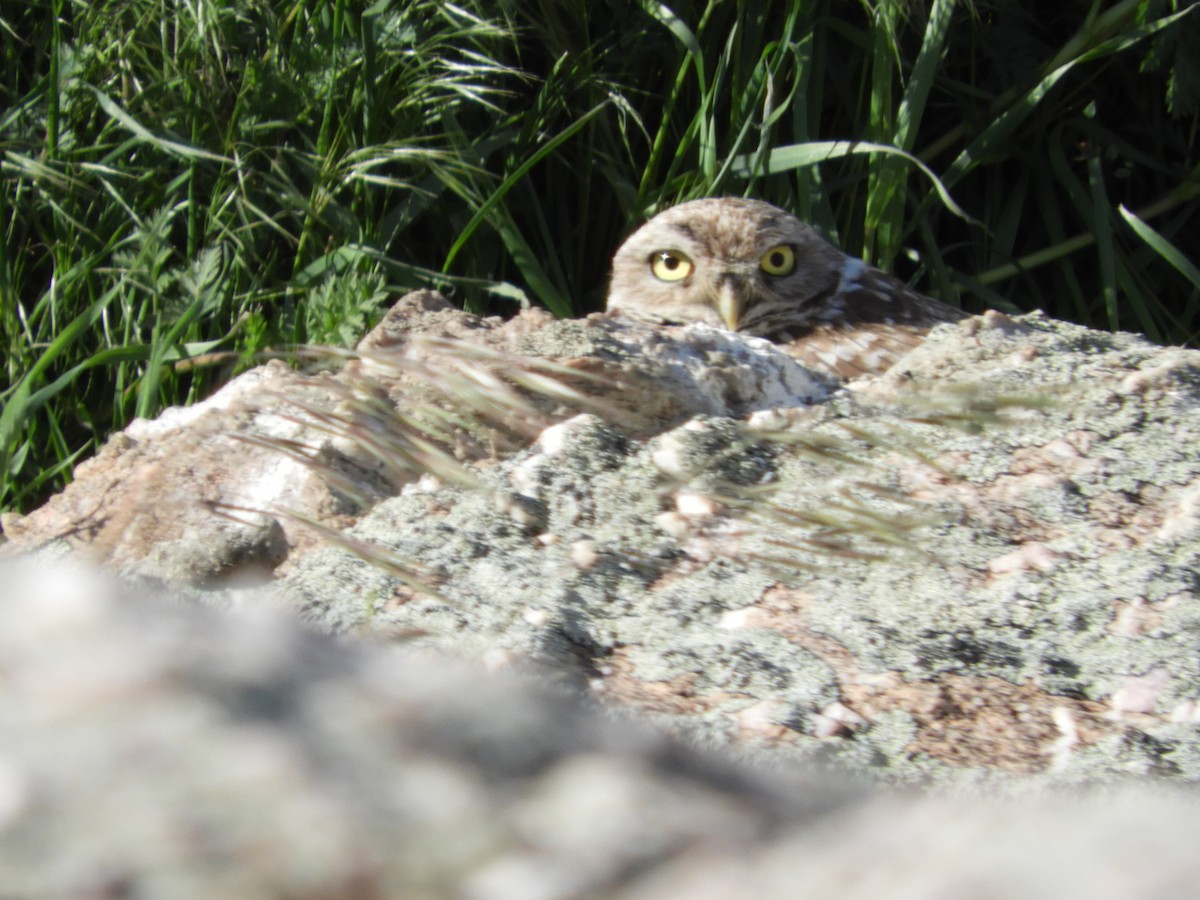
605 198 850 337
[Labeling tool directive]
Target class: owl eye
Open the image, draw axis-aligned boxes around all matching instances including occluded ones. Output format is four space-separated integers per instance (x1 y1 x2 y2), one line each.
759 244 796 276
650 249 695 282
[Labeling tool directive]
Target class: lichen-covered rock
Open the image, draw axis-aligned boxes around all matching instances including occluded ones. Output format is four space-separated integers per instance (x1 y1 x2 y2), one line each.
0 361 349 587
5 294 1200 789
283 306 1200 787
0 291 827 586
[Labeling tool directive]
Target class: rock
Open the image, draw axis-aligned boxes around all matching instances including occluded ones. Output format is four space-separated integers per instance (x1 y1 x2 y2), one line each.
0 561 844 897
5 293 1200 789
0 292 828 587
0 562 1198 898
0 361 343 588
285 302 1200 787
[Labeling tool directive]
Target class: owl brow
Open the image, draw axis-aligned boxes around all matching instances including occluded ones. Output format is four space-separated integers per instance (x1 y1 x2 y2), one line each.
753 229 793 248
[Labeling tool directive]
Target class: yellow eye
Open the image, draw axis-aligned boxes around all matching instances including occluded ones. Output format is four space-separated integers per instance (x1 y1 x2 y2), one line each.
650 249 695 282
759 244 796 276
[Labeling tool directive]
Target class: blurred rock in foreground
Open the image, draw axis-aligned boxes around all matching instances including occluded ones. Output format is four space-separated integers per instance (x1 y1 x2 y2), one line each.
1 562 1198 900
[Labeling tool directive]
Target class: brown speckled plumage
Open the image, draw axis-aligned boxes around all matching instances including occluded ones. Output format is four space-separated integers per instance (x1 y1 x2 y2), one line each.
606 198 966 380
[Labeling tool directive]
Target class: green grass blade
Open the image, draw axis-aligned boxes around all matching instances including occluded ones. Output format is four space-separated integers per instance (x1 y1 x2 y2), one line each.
736 140 977 225
441 101 607 271
941 5 1199 191
636 0 714 198
90 88 231 164
864 0 954 266
295 244 529 306
895 0 953 151
0 283 120 478
1119 205 1200 293
863 1 899 266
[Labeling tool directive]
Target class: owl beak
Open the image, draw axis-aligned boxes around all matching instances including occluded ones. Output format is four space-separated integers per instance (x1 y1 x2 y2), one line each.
714 280 745 331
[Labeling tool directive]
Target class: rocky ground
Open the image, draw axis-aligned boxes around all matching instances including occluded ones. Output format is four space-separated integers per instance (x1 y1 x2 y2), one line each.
3 292 1200 895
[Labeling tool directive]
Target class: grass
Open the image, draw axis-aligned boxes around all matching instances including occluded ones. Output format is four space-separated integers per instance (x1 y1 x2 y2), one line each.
2 0 1198 513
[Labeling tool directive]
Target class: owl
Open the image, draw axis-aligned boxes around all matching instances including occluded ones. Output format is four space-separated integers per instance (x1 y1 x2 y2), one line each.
605 198 967 380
